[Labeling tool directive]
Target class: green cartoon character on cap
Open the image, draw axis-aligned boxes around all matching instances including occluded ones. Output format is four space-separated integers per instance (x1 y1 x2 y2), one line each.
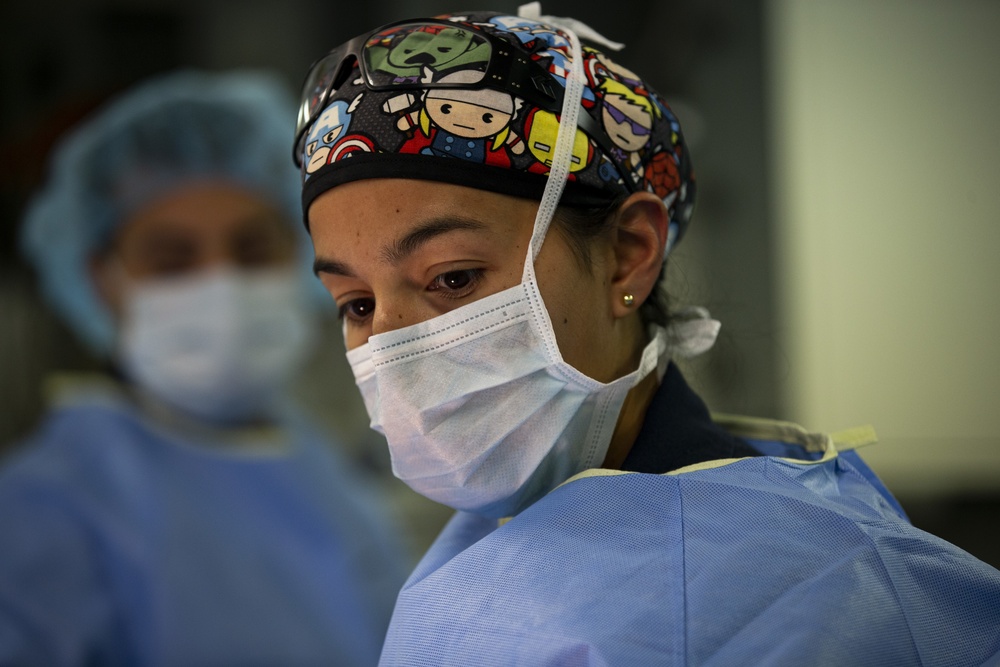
365 23 492 80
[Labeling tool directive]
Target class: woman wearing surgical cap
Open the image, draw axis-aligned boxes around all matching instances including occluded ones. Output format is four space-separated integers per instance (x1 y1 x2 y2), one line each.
295 6 1000 666
1 70 408 666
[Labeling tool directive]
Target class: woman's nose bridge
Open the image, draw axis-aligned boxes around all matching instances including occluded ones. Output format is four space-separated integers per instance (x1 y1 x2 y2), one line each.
372 292 421 336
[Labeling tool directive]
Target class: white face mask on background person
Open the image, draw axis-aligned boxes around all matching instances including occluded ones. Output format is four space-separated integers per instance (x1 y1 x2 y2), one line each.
118 267 314 424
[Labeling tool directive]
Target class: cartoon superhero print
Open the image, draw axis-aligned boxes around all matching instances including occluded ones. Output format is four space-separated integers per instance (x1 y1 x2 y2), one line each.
583 46 645 93
598 79 659 186
364 23 491 81
298 11 693 222
487 16 595 103
386 71 524 166
642 143 682 203
642 97 686 203
523 108 594 177
302 93 363 175
486 15 547 43
327 134 376 164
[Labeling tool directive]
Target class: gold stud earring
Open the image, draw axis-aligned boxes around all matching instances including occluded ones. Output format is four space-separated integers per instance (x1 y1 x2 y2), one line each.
622 293 635 307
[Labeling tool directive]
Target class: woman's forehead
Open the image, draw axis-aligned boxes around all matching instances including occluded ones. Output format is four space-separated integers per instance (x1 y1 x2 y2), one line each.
118 183 289 241
308 180 540 279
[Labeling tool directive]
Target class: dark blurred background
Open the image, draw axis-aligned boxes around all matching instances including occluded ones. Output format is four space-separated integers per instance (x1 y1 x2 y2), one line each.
2 0 997 565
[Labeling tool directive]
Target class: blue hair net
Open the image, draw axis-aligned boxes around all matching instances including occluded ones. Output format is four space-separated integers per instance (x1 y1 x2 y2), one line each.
20 69 317 355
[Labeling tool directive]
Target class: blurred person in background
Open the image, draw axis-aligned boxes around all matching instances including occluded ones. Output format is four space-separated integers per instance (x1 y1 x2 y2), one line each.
0 70 408 666
294 5 1000 665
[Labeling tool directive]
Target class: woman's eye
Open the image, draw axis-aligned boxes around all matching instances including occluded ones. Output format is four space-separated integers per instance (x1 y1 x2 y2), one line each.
428 269 483 297
339 297 375 323
440 103 452 114
442 271 471 289
139 242 197 276
482 112 494 123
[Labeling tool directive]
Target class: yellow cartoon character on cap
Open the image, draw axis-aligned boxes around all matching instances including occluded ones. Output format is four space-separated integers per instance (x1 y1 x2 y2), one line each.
523 108 593 176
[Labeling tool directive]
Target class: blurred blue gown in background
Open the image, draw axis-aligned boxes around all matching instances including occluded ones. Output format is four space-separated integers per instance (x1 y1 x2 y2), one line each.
0 378 409 667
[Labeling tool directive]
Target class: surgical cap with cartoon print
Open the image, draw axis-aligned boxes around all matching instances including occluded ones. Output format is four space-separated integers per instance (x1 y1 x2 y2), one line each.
297 8 696 253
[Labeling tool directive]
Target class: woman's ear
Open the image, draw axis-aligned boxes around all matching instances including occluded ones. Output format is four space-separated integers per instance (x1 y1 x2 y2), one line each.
609 191 669 319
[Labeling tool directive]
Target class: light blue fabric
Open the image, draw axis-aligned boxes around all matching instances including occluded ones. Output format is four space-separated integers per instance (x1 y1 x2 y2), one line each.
0 383 408 667
19 70 323 355
379 441 1000 666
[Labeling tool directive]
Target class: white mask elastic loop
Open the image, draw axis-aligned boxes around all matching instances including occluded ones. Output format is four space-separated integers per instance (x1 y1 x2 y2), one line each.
666 307 722 359
521 14 585 284
517 3 625 51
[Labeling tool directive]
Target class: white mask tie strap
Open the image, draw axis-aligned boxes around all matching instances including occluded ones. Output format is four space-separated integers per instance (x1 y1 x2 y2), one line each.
667 307 722 359
520 8 586 282
517 3 625 51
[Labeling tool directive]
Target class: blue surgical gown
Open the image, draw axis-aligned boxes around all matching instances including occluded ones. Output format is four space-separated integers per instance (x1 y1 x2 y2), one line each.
0 377 409 666
379 366 1000 666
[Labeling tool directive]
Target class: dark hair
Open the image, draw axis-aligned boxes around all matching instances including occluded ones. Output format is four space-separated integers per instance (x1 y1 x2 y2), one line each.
550 197 671 327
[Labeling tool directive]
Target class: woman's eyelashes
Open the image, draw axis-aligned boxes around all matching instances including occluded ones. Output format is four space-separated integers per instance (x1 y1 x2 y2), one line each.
337 269 485 325
426 268 484 299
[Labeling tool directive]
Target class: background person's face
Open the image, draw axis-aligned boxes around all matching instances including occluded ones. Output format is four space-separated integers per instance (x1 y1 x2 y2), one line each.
309 178 633 384
92 183 298 316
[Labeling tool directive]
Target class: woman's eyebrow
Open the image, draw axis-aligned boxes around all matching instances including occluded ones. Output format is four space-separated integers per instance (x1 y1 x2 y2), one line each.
313 257 354 278
313 216 488 277
381 216 487 265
